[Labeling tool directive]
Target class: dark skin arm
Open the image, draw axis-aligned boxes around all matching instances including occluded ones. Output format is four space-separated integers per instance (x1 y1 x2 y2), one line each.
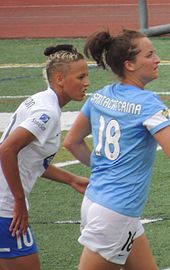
0 127 35 237
0 126 89 237
42 165 89 194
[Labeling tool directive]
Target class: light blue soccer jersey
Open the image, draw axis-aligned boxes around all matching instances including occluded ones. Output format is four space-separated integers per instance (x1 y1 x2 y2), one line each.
82 83 170 217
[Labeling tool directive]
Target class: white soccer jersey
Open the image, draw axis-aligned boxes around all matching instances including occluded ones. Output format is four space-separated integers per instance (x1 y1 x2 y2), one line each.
0 87 61 217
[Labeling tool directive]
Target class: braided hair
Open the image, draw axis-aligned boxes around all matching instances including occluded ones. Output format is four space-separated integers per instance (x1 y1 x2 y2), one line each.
44 44 84 83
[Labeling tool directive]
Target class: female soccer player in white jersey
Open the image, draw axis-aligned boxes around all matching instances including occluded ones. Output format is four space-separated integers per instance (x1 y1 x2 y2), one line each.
0 44 89 270
64 30 170 270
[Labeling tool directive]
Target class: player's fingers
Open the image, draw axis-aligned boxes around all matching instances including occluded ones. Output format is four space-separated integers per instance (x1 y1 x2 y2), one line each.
10 216 28 237
9 217 20 237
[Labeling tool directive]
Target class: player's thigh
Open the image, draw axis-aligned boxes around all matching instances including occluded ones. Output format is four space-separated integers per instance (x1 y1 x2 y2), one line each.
79 246 122 270
123 233 159 270
0 253 41 270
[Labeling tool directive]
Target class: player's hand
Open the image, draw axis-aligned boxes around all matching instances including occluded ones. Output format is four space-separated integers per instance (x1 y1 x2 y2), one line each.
10 198 29 237
71 175 89 194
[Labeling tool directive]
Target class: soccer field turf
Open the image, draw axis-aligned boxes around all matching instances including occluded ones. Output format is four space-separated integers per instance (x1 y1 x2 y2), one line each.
0 37 170 269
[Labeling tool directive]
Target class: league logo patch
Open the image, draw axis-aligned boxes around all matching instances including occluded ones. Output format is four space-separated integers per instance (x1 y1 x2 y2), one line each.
39 114 50 123
162 109 169 120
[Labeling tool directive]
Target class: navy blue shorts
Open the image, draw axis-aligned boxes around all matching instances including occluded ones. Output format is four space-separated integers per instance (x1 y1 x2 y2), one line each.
0 217 38 258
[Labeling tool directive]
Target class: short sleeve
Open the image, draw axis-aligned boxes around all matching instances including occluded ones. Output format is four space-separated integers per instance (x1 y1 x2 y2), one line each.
19 108 60 146
143 108 170 135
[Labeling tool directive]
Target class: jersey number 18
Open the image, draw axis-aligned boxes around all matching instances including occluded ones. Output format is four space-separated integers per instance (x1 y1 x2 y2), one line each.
95 115 121 160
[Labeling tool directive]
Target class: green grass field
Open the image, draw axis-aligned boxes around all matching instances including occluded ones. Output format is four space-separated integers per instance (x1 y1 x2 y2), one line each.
0 37 170 269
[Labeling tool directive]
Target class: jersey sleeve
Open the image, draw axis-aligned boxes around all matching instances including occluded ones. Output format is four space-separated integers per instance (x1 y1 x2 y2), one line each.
19 108 60 146
143 109 170 135
142 93 170 134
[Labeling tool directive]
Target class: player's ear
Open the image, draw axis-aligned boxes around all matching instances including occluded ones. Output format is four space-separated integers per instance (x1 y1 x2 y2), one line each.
55 72 64 86
124 60 136 72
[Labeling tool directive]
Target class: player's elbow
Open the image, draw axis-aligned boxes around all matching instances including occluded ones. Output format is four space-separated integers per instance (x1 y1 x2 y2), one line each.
63 137 73 151
64 134 83 155
0 145 14 159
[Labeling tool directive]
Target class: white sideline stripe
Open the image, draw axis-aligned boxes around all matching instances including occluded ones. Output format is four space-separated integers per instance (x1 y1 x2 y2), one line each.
0 64 44 68
53 217 163 225
156 92 170 95
0 61 170 69
0 248 10 252
159 62 170 66
0 91 170 99
141 218 163 224
0 61 95 69
0 95 30 99
56 160 80 167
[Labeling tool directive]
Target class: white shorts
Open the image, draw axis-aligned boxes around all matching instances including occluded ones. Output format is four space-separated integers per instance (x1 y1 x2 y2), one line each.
78 196 144 265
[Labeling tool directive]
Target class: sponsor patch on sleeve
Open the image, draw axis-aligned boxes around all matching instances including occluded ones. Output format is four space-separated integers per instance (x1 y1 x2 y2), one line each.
162 109 169 119
39 114 50 123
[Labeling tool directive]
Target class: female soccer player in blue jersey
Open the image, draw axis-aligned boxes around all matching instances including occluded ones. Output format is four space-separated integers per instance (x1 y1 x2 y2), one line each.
64 30 170 270
0 44 89 270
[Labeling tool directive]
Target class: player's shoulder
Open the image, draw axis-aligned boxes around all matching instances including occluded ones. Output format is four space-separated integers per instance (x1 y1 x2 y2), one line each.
32 88 56 103
139 88 162 108
28 87 58 103
120 84 161 105
18 88 60 121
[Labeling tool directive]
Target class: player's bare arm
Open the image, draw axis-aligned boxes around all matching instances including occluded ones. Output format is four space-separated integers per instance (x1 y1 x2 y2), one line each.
42 165 89 194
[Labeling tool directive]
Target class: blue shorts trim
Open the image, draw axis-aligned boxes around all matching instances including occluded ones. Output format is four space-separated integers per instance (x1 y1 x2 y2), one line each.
0 217 38 258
